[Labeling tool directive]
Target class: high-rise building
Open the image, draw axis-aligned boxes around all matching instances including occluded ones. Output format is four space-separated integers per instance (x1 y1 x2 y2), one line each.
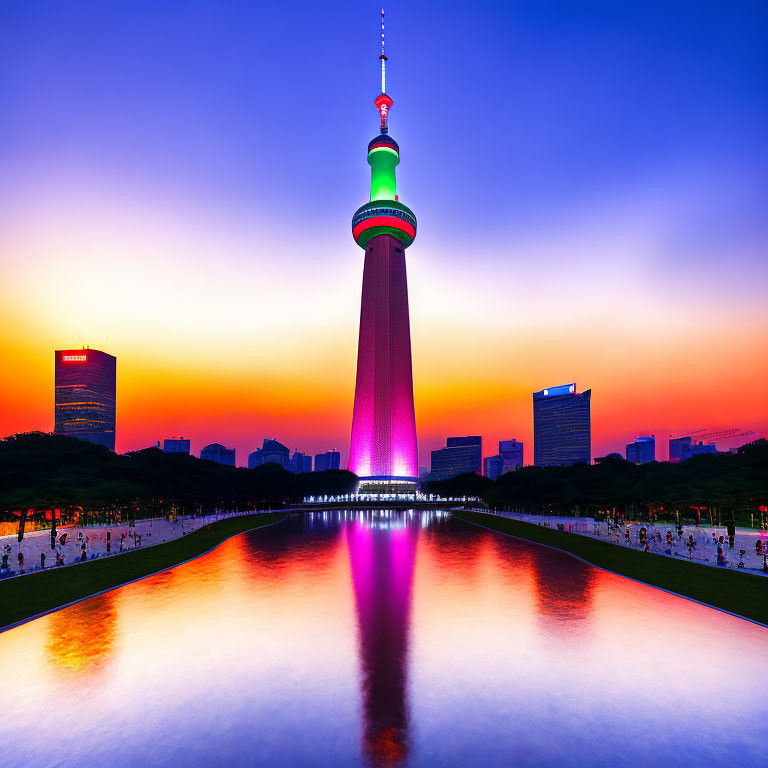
262 439 290 467
249 438 290 469
315 450 341 472
669 436 692 463
484 439 524 480
347 18 418 491
430 436 482 481
200 443 235 466
626 436 655 464
163 437 190 454
54 348 116 450
533 383 591 467
288 451 311 474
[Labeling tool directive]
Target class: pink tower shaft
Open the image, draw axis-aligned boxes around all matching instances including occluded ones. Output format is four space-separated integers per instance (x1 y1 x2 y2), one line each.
348 234 418 480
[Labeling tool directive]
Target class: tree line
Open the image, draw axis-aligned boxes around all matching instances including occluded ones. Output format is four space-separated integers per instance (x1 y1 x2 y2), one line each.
0 432 358 524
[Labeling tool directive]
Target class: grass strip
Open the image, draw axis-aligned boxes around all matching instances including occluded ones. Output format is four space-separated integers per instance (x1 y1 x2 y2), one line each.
454 511 768 626
0 513 286 631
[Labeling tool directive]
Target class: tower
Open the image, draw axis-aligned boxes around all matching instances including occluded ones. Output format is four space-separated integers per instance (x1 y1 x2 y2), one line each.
348 10 418 491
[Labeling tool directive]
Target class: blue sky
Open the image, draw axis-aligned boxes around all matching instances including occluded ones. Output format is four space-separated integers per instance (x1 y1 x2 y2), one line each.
1 1 766 462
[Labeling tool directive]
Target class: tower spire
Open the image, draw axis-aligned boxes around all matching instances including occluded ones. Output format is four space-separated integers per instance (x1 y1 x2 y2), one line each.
380 8 387 94
375 8 392 133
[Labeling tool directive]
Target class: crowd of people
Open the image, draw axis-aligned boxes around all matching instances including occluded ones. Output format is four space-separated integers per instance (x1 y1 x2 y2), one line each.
0 509 257 578
497 511 768 573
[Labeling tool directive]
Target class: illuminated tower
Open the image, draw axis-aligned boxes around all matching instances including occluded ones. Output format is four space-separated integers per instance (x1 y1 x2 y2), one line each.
348 10 418 490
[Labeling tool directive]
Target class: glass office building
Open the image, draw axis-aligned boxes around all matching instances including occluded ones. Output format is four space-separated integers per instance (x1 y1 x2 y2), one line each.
430 436 482 481
533 383 591 467
54 348 116 451
626 436 655 464
315 450 341 472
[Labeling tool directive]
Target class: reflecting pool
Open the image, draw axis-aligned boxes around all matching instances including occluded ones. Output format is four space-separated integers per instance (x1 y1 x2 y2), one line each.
1 511 765 767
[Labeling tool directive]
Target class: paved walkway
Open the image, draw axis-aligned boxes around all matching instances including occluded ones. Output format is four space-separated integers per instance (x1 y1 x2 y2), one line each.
0 510 269 579
486 511 768 575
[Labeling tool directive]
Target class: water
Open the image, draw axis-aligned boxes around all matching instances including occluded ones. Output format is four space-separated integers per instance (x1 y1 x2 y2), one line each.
1 511 765 767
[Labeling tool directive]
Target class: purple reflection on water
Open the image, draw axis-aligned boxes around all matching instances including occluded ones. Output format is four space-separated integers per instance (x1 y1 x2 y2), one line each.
348 515 419 766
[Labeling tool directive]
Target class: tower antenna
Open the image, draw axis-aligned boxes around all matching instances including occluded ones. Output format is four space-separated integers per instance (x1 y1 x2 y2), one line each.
379 8 387 94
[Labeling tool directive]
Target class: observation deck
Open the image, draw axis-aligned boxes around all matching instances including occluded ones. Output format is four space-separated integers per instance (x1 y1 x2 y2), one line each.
352 199 417 249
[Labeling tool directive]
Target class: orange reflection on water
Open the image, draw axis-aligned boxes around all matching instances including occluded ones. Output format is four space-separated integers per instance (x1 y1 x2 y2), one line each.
46 593 117 678
0 511 766 768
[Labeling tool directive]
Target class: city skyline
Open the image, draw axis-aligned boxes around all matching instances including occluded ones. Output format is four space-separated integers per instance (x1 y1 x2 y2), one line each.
31 344 768 468
1 1 766 465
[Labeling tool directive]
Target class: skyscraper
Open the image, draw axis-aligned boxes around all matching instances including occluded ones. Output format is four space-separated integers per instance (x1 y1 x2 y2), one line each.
626 436 655 464
200 443 236 466
533 383 591 467
430 436 482 481
315 450 341 472
54 348 116 450
348 12 418 491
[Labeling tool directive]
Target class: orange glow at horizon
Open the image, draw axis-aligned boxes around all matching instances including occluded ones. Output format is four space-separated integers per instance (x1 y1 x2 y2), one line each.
1 185 766 466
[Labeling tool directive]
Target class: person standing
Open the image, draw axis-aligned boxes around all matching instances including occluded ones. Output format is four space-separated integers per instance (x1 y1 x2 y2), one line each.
40 551 46 570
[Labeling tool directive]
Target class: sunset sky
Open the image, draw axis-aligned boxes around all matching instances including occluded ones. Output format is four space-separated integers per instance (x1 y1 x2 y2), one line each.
1 0 766 466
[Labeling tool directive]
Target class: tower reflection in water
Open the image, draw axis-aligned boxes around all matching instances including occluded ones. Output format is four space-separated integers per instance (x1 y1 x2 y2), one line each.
344 510 429 766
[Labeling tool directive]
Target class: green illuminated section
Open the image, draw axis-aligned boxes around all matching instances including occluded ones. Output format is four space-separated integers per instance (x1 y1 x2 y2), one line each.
368 147 399 201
